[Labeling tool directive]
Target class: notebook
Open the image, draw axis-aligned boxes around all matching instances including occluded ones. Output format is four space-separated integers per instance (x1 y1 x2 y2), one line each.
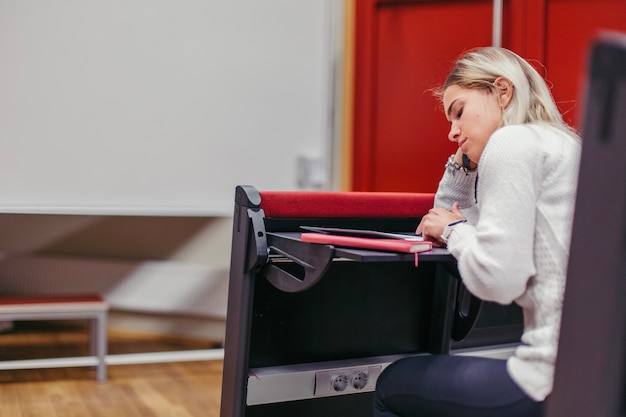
300 232 432 267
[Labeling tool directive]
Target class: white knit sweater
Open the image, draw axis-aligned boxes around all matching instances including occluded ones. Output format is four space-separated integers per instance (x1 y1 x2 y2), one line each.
434 123 581 401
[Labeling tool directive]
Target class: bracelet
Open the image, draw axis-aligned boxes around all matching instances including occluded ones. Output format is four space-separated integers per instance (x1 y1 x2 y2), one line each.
445 154 477 175
445 154 470 175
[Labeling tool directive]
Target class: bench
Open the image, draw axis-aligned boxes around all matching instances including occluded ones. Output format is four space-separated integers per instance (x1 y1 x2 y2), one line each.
0 294 108 382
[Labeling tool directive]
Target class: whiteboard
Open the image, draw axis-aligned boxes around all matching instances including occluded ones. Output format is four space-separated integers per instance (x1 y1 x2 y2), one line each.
0 0 332 216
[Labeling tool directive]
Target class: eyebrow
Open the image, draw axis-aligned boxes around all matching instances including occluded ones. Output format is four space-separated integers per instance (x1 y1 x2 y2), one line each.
446 99 459 118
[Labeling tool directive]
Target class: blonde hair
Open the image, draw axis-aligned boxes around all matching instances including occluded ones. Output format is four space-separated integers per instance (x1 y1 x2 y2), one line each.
440 47 578 138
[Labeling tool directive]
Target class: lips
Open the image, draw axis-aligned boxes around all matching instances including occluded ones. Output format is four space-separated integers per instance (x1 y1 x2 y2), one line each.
459 138 468 151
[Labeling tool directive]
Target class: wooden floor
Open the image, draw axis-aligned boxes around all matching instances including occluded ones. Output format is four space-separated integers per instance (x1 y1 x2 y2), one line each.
0 321 224 417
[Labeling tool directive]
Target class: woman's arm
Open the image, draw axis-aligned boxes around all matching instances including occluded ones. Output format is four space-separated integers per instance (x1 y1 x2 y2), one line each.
434 149 479 223
446 126 541 304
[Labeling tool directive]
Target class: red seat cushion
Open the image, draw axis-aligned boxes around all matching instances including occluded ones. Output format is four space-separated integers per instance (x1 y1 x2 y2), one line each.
259 191 434 218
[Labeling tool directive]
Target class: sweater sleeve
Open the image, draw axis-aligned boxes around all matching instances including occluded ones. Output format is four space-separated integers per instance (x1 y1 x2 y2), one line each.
445 126 542 304
433 165 479 224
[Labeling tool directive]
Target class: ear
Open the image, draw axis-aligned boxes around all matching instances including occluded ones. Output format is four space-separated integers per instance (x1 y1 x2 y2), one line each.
494 77 514 109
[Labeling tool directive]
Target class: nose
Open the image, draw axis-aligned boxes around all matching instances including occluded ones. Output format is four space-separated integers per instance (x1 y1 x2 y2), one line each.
448 122 460 142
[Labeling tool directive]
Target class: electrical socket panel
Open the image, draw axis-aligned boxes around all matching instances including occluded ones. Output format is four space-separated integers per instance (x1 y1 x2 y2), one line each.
314 365 382 397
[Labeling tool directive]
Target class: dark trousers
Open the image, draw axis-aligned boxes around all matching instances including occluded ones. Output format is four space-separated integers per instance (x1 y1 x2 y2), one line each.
374 355 544 417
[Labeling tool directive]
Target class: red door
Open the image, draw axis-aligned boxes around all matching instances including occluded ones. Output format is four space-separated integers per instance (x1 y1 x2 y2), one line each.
544 0 626 128
353 0 494 193
352 0 626 192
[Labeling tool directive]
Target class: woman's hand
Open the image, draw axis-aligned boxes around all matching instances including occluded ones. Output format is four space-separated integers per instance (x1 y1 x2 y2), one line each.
416 202 465 246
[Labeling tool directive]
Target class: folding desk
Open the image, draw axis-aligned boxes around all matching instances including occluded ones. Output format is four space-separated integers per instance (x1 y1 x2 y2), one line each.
220 185 522 417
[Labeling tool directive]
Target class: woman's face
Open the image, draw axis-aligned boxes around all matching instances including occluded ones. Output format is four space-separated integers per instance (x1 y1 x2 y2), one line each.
442 84 502 164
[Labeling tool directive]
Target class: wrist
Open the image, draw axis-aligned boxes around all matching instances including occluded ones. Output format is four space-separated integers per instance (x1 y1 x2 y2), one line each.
441 219 467 244
445 154 476 175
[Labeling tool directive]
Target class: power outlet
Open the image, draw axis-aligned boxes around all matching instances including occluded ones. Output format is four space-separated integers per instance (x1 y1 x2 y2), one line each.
351 370 369 390
315 365 382 397
331 374 349 391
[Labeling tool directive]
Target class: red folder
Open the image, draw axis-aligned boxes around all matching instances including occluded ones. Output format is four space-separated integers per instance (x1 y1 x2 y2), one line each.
300 233 432 266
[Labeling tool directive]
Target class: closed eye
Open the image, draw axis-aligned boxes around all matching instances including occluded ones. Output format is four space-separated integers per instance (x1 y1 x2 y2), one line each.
446 98 463 122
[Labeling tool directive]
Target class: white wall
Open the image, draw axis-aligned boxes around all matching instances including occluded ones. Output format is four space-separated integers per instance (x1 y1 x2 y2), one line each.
0 0 344 340
0 0 333 216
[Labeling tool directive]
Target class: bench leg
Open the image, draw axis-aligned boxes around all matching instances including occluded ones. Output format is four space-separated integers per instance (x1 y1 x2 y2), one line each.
90 312 108 382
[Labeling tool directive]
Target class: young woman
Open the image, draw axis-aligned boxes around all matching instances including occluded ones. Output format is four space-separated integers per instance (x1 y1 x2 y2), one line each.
373 47 581 417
